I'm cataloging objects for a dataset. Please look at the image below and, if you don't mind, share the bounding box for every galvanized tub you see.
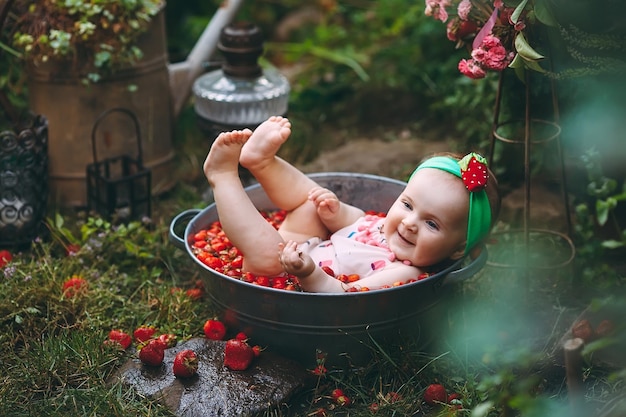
[169,172,486,367]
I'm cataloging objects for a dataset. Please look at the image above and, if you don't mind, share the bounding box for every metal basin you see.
[170,173,486,367]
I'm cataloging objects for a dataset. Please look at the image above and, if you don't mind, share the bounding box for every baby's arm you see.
[279,241,345,292]
[308,186,365,233]
[279,241,424,293]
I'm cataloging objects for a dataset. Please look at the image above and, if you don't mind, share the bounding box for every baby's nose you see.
[401,216,418,231]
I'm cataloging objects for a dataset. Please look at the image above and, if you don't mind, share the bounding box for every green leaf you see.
[472,401,494,417]
[596,200,609,226]
[508,53,524,68]
[514,32,545,61]
[534,1,558,27]
[602,240,624,249]
[511,0,529,24]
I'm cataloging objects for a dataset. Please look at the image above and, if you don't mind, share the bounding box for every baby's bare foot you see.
[203,129,252,186]
[239,116,291,171]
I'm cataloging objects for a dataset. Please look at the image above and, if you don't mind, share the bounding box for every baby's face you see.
[383,168,468,267]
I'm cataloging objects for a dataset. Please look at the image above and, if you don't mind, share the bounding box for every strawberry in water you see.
[223,338,255,371]
[173,349,199,378]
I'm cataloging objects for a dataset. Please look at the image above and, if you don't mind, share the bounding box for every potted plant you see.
[0,0,178,208]
[3,0,163,84]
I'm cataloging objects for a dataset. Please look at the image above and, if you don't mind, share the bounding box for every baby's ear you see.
[450,242,466,260]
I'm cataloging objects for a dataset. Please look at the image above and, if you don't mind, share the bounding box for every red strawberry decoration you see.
[459,153,489,192]
[138,338,166,367]
[107,329,132,350]
[424,383,447,405]
[203,319,227,340]
[173,349,199,378]
[223,338,255,371]
[134,325,157,343]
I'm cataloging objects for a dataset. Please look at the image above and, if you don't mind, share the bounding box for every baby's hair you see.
[418,152,501,232]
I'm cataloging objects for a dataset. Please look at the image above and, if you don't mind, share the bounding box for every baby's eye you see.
[426,220,439,230]
[402,201,412,210]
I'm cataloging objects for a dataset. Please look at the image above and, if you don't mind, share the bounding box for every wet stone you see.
[112,337,309,416]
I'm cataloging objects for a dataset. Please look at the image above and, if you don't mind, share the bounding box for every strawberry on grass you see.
[107,329,132,350]
[424,383,447,405]
[0,249,12,268]
[157,333,178,348]
[62,275,87,297]
[134,325,157,343]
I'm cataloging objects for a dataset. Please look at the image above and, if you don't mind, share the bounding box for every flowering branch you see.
[425,0,554,79]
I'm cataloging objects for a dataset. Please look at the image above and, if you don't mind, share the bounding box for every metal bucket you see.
[26,8,174,207]
[169,173,487,367]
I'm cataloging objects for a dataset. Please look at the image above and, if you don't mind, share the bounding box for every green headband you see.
[410,153,492,254]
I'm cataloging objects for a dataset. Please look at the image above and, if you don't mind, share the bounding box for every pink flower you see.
[425,0,452,22]
[457,0,472,20]
[493,0,503,8]
[481,34,501,48]
[472,35,514,71]
[458,59,486,79]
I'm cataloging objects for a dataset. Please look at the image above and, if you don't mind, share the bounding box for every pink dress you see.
[299,214,396,278]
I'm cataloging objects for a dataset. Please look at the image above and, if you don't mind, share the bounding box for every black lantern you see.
[86,108,151,221]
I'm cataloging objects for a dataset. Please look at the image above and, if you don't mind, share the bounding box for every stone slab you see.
[112,337,310,416]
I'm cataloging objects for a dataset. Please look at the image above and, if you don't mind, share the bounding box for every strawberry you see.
[331,388,345,400]
[203,319,226,340]
[321,266,335,277]
[595,319,615,338]
[107,329,132,349]
[65,244,81,256]
[424,384,447,405]
[224,338,255,371]
[185,288,203,300]
[335,395,351,406]
[459,153,489,192]
[139,338,165,367]
[0,249,13,267]
[158,333,178,348]
[571,319,594,342]
[235,332,248,341]
[173,349,199,378]
[62,276,87,297]
[134,325,157,343]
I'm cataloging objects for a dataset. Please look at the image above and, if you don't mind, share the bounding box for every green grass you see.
[1,206,624,416]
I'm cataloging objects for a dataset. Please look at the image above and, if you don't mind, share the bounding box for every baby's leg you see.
[240,116,328,241]
[203,129,284,276]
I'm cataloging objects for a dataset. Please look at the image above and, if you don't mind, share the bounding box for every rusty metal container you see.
[26,8,174,207]
[170,173,487,367]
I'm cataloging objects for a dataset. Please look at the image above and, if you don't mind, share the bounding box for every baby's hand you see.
[278,241,315,278]
[308,186,340,222]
